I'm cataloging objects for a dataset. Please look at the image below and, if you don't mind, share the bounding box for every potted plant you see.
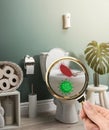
[84,41,109,86]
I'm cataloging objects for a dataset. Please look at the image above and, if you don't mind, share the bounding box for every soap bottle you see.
[3,96,14,125]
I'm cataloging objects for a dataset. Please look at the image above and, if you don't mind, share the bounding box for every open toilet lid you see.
[46,48,66,70]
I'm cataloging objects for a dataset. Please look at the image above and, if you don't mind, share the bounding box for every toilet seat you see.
[46,48,65,70]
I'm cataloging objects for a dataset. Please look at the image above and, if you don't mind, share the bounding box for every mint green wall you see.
[0,0,109,102]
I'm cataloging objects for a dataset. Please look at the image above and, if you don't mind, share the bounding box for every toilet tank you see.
[40,52,48,81]
[40,51,70,81]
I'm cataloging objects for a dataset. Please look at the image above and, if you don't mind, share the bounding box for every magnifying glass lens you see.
[46,57,89,102]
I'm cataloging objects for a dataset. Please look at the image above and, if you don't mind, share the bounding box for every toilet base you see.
[54,99,79,124]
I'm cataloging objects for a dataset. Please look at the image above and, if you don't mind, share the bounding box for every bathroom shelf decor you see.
[0,61,23,129]
[84,41,109,86]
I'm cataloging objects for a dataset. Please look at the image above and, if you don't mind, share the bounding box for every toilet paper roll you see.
[0,69,3,79]
[9,74,19,86]
[0,79,10,91]
[3,66,14,78]
[26,65,34,74]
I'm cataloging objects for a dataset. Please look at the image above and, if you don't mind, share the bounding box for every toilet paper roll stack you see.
[0,62,23,92]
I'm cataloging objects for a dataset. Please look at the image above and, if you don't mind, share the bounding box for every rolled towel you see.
[3,65,14,78]
[0,113,4,128]
[9,74,19,87]
[0,79,10,91]
[0,103,4,116]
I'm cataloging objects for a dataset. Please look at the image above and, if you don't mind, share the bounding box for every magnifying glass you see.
[45,56,89,103]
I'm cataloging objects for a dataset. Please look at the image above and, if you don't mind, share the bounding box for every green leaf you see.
[84,41,109,75]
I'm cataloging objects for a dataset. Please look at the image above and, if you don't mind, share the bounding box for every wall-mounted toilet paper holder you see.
[24,55,35,74]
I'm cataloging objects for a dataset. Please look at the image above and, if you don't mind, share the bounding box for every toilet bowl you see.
[40,48,80,123]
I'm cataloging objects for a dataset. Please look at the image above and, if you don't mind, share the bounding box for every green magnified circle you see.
[59,80,73,94]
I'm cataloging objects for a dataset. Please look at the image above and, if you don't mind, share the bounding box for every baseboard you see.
[21,92,109,117]
[20,99,56,117]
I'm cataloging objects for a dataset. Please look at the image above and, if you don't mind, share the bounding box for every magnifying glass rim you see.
[45,56,89,100]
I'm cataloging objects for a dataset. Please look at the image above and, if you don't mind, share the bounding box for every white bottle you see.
[3,96,14,125]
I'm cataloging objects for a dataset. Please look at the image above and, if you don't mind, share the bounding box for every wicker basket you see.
[0,61,23,93]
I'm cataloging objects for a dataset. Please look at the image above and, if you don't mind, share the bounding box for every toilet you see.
[40,48,79,123]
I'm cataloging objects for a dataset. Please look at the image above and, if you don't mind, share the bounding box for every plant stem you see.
[93,72,99,87]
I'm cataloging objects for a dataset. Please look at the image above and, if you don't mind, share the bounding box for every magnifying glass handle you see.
[76,94,86,103]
